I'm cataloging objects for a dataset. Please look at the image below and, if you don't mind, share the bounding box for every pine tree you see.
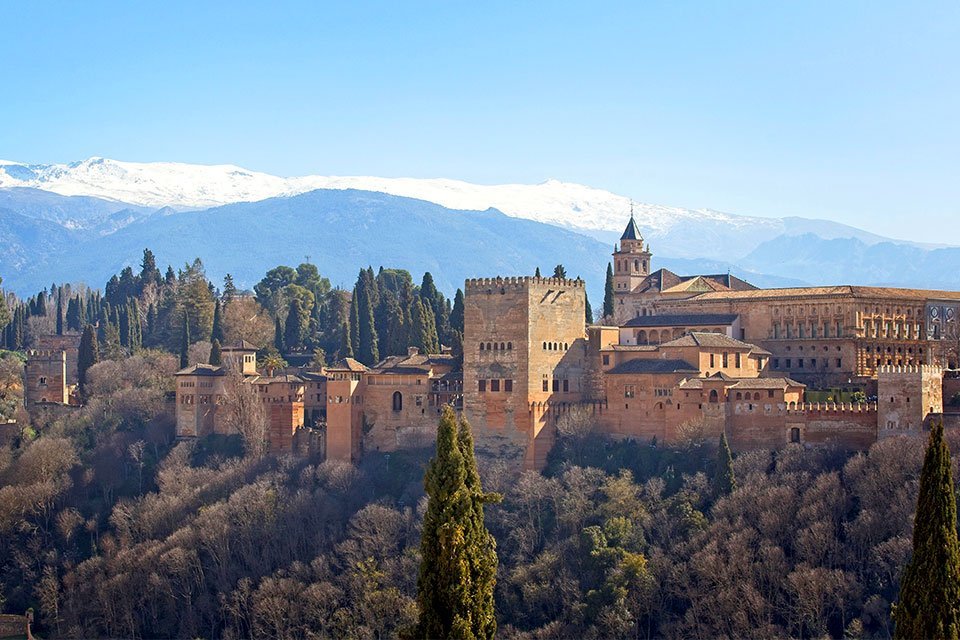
[893,421,960,639]
[603,262,615,319]
[414,406,499,639]
[553,264,567,279]
[179,313,190,370]
[78,325,99,390]
[714,431,736,496]
[209,339,222,366]
[222,273,238,303]
[585,293,593,325]
[211,299,225,344]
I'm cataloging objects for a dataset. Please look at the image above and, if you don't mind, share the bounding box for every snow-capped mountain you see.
[0,157,774,236]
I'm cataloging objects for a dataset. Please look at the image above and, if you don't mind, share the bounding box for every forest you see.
[0,254,939,639]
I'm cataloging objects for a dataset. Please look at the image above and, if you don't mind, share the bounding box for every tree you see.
[893,421,960,639]
[222,273,238,303]
[0,276,10,333]
[553,264,567,279]
[414,406,499,639]
[585,293,593,325]
[534,267,541,278]
[603,263,615,319]
[209,339,222,366]
[220,370,270,459]
[211,300,224,344]
[179,313,190,370]
[714,431,736,496]
[261,353,287,377]
[223,298,273,348]
[78,325,99,391]
[56,293,64,335]
[410,299,439,354]
[283,298,308,352]
[450,289,465,335]
[274,316,285,354]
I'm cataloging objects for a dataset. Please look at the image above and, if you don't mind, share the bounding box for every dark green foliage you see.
[410,298,439,355]
[714,432,736,496]
[222,273,237,303]
[56,293,64,335]
[420,272,450,343]
[553,264,567,279]
[415,407,499,639]
[77,324,99,389]
[0,276,9,333]
[535,267,541,277]
[273,315,285,354]
[355,269,380,365]
[585,292,593,325]
[339,321,353,359]
[894,422,960,639]
[450,289,465,335]
[65,296,81,332]
[209,339,222,366]
[211,299,224,344]
[179,313,190,369]
[603,262,615,319]
[283,298,308,352]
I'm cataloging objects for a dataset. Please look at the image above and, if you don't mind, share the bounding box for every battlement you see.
[878,364,942,376]
[786,402,878,415]
[27,349,67,360]
[465,276,585,291]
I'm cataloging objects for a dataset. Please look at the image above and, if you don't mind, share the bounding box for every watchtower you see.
[463,275,587,469]
[612,208,652,295]
[877,364,943,438]
[24,350,69,405]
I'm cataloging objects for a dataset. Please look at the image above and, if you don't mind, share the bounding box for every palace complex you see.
[23,214,960,469]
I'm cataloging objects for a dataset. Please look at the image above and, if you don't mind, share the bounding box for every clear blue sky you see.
[2,1,958,243]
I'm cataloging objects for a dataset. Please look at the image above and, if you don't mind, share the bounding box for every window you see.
[39,376,47,385]
[798,359,804,369]
[624,385,636,398]
[722,352,729,367]
[709,354,715,367]
[563,379,569,392]
[773,358,780,369]
[786,359,792,368]
[552,379,560,392]
[709,389,719,403]
[491,379,501,392]
[602,354,610,366]
[415,395,423,407]
[768,390,774,398]
[504,379,513,392]
[479,380,486,393]
[735,353,741,368]
[542,380,548,392]
[507,342,512,350]
[790,427,801,443]
[837,358,842,368]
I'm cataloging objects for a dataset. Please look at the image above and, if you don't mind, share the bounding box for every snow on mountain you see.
[0,157,777,236]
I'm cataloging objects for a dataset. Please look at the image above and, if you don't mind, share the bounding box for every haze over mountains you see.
[1,157,958,297]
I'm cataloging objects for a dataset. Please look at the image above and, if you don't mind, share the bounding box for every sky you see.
[1,1,958,243]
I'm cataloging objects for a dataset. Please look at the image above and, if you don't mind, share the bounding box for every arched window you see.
[543,342,547,349]
[709,389,719,403]
[564,343,568,350]
[486,342,492,351]
[634,259,639,272]
[493,342,498,351]
[392,391,403,411]
[500,342,505,351]
[507,342,512,350]
[736,392,742,400]
[480,343,485,351]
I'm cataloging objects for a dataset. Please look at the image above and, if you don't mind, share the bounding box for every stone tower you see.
[463,275,587,469]
[612,209,651,295]
[24,350,69,405]
[877,364,943,438]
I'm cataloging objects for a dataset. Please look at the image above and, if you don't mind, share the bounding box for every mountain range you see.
[0,157,958,298]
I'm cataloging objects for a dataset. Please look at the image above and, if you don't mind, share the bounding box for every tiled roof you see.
[369,366,431,375]
[606,359,699,375]
[328,358,369,372]
[221,340,259,351]
[175,364,225,376]
[252,374,305,384]
[688,285,960,302]
[622,313,739,328]
[660,332,756,350]
[729,377,806,389]
[620,215,643,241]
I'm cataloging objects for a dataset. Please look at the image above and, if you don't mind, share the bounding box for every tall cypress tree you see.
[349,289,360,358]
[356,271,380,365]
[55,293,64,335]
[339,321,353,359]
[585,292,593,325]
[714,431,736,496]
[450,289,465,335]
[211,299,225,344]
[283,298,306,352]
[893,421,960,639]
[414,406,499,639]
[603,262,615,319]
[78,325,99,391]
[179,313,190,369]
[274,315,285,354]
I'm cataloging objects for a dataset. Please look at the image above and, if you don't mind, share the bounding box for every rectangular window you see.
[768,390,774,398]
[722,352,728,367]
[602,354,610,366]
[735,353,741,368]
[773,358,780,369]
[624,385,635,398]
[810,358,816,368]
[491,379,500,392]
[504,379,513,392]
[837,358,842,368]
[479,379,486,393]
[709,353,715,367]
[786,358,792,368]
[542,380,549,392]
[563,379,569,392]
[798,359,804,368]
[552,379,560,392]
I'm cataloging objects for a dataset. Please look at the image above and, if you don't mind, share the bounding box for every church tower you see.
[612,207,651,294]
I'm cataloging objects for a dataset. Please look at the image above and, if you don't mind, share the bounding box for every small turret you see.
[612,204,652,295]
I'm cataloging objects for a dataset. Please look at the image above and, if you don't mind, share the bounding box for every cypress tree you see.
[585,292,593,325]
[893,421,960,639]
[339,321,353,359]
[78,325,99,390]
[534,267,541,278]
[56,293,64,335]
[450,289,465,335]
[349,290,360,358]
[356,272,379,365]
[283,298,307,352]
[274,315,285,354]
[414,406,499,639]
[714,431,736,496]
[179,313,190,369]
[603,262,615,319]
[209,339,222,366]
[211,299,225,344]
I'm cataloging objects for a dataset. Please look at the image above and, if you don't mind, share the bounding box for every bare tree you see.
[220,371,269,459]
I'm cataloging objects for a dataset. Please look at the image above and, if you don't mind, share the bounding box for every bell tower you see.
[612,205,651,294]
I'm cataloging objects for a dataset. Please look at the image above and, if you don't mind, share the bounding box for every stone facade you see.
[24,349,70,405]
